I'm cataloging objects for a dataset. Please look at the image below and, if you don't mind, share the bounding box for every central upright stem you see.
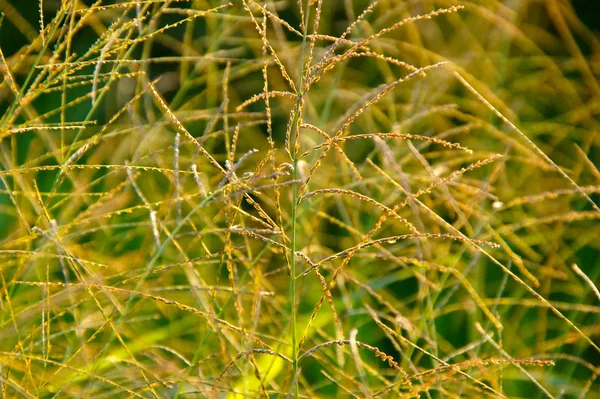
[290,1,311,397]
[290,155,299,395]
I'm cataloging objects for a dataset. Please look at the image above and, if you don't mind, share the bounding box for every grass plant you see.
[0,0,598,397]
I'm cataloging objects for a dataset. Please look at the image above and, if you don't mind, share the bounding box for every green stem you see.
[290,157,299,397]
[290,2,312,397]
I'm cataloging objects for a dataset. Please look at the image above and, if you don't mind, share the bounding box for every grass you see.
[0,0,598,397]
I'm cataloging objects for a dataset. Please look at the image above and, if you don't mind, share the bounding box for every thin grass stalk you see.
[289,1,313,396]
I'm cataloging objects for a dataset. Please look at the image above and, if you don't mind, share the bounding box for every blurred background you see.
[0,0,598,397]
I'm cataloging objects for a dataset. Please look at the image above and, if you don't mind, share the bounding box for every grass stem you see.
[290,1,312,396]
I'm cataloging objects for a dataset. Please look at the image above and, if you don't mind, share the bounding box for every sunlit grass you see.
[0,0,598,397]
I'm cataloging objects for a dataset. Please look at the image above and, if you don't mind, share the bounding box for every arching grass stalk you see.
[289,1,312,396]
